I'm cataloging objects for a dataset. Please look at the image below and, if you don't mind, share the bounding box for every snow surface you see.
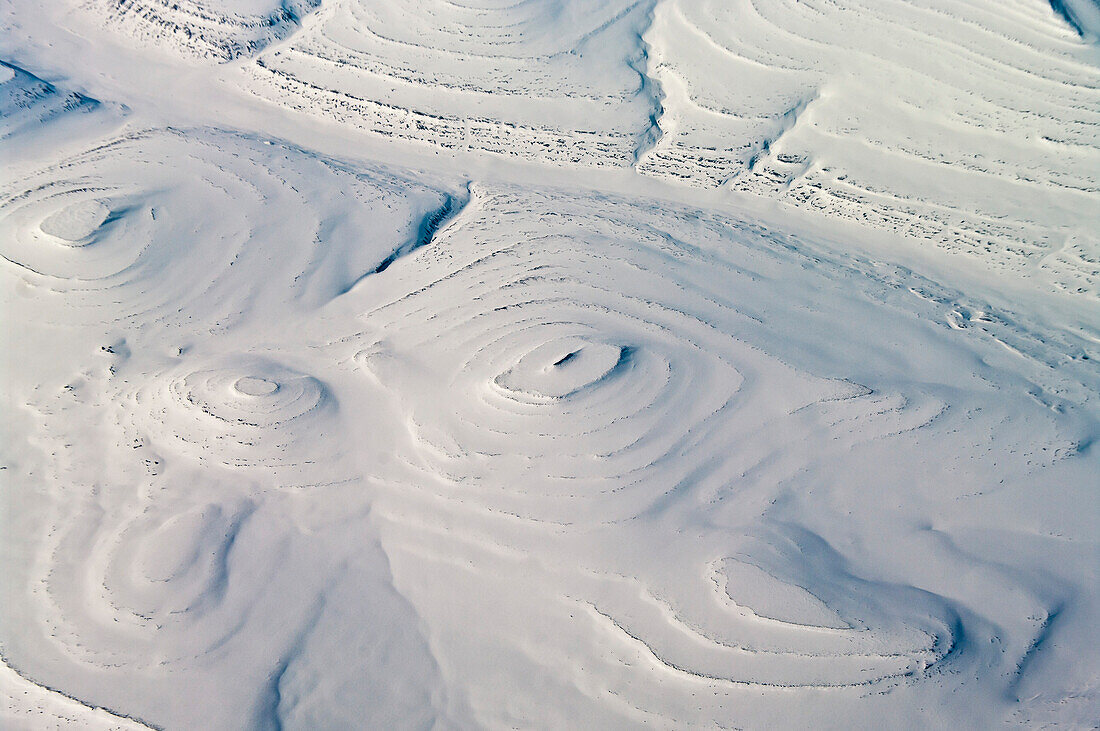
[1,0,1098,729]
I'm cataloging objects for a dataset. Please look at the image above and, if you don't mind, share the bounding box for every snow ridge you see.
[83,0,321,62]
[1,2,1098,728]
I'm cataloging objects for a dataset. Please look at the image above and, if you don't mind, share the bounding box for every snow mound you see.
[1,1,1098,728]
[38,199,111,244]
[0,128,450,325]
[311,183,1097,725]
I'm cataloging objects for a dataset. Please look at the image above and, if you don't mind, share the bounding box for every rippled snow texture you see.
[1,1,1098,729]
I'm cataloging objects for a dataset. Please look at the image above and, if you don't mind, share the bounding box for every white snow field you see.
[0,0,1098,729]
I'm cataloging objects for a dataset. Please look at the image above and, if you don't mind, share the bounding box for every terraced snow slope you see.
[638,0,1100,297]
[84,0,321,61]
[66,0,1100,296]
[243,0,658,167]
[1,1,1099,729]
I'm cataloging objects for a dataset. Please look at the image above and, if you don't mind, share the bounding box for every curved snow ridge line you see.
[351,260,775,523]
[243,60,640,168]
[580,602,931,690]
[80,0,321,62]
[628,0,666,165]
[1049,0,1100,40]
[0,127,451,326]
[391,181,1100,407]
[318,183,1090,720]
[559,563,954,691]
[13,354,424,728]
[122,353,348,485]
[0,130,269,325]
[22,364,267,669]
[19,355,382,688]
[0,60,108,142]
[0,654,157,730]
[636,0,1100,296]
[335,186,961,529]
[808,389,950,445]
[260,0,647,90]
[240,0,656,166]
[371,183,472,277]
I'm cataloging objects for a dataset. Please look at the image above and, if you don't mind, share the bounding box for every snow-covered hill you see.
[1,1,1098,729]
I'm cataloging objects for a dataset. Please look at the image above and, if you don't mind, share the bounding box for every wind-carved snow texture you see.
[2,125,455,729]
[82,0,321,62]
[636,0,1100,297]
[0,128,451,326]
[242,0,661,167]
[1049,0,1100,39]
[2,2,1099,729]
[70,0,1100,297]
[0,61,116,145]
[325,187,1098,726]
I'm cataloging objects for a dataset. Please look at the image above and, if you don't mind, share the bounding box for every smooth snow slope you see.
[1,0,1098,729]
